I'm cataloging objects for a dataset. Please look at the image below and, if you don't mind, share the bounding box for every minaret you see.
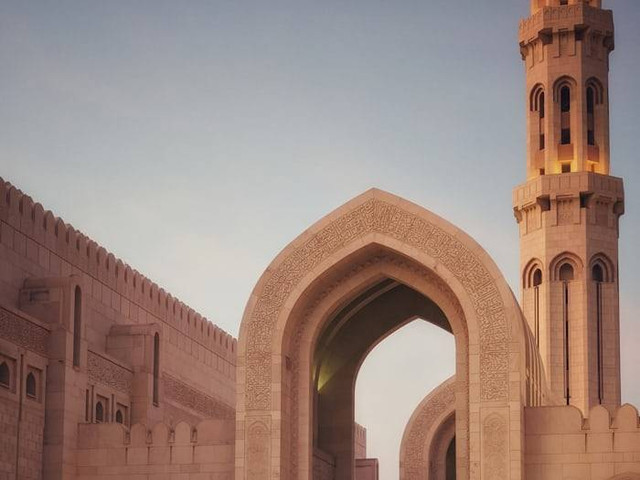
[513,0,625,414]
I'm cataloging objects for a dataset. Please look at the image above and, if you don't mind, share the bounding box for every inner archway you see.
[355,320,455,479]
[313,280,454,477]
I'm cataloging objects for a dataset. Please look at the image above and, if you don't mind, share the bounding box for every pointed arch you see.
[236,189,540,480]
[530,84,546,113]
[399,377,456,480]
[523,258,544,289]
[550,252,584,281]
[586,77,605,105]
[590,253,615,283]
[553,76,577,104]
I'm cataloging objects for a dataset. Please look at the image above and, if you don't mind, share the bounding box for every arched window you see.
[533,269,543,287]
[593,262,605,403]
[115,409,124,424]
[587,87,596,146]
[558,262,574,405]
[559,263,574,281]
[531,86,546,151]
[153,333,160,406]
[532,268,543,345]
[560,86,571,145]
[0,362,10,389]
[560,86,571,112]
[592,264,604,282]
[26,372,36,398]
[586,78,604,151]
[95,402,104,423]
[73,286,82,367]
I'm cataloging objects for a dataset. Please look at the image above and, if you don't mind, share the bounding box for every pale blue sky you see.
[1,1,638,478]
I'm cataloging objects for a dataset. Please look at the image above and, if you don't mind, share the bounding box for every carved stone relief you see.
[163,373,234,420]
[244,198,509,415]
[87,351,133,394]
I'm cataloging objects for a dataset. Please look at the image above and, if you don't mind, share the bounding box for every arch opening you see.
[313,279,454,478]
[355,317,455,478]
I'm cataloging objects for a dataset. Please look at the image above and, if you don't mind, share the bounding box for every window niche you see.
[95,395,109,423]
[25,372,38,400]
[0,360,11,390]
[115,403,128,426]
[25,367,42,401]
[153,333,160,406]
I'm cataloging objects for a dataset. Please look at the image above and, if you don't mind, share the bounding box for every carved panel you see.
[0,307,48,356]
[482,413,508,480]
[557,199,574,225]
[163,373,234,420]
[244,199,509,414]
[87,351,133,394]
[246,420,271,480]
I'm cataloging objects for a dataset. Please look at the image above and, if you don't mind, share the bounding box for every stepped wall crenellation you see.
[0,178,237,359]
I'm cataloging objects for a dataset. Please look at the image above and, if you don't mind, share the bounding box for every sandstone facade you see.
[0,0,638,479]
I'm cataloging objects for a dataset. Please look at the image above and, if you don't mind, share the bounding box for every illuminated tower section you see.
[513,0,625,414]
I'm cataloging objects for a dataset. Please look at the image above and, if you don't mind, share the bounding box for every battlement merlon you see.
[520,4,613,50]
[0,177,237,358]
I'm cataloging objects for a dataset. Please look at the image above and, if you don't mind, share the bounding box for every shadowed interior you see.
[312,279,452,478]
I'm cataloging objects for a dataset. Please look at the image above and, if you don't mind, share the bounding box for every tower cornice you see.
[519,4,614,52]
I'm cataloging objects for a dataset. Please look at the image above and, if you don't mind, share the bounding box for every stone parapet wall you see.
[525,405,640,479]
[0,177,236,364]
[76,419,234,479]
[0,177,237,414]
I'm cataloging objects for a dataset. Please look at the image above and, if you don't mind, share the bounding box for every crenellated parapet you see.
[0,177,237,359]
[525,404,640,479]
[76,419,235,478]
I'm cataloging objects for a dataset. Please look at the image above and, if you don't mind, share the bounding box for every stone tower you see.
[513,0,625,414]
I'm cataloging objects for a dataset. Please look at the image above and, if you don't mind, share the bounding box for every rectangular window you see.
[562,163,571,174]
[587,130,595,146]
[561,128,571,145]
[539,134,545,150]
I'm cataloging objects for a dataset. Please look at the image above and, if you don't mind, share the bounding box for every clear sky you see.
[1,1,638,478]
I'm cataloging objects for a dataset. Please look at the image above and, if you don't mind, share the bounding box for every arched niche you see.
[236,189,541,480]
[399,377,456,480]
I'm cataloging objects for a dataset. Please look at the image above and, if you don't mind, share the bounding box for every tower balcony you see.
[513,171,624,219]
[519,3,613,47]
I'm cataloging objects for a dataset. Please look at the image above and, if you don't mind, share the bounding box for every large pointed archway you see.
[236,189,543,480]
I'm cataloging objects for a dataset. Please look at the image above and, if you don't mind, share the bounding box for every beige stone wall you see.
[0,178,236,415]
[75,419,234,479]
[0,177,238,478]
[356,459,379,480]
[354,423,367,459]
[0,305,49,480]
[525,405,640,479]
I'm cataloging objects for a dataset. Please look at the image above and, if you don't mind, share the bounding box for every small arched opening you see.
[25,372,37,399]
[0,362,10,389]
[95,402,104,423]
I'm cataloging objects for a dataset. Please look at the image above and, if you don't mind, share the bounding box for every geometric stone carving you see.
[0,307,48,356]
[88,351,133,394]
[399,376,456,480]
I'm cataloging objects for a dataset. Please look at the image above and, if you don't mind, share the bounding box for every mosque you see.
[0,0,638,479]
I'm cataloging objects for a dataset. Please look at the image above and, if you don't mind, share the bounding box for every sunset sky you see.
[2,1,639,477]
